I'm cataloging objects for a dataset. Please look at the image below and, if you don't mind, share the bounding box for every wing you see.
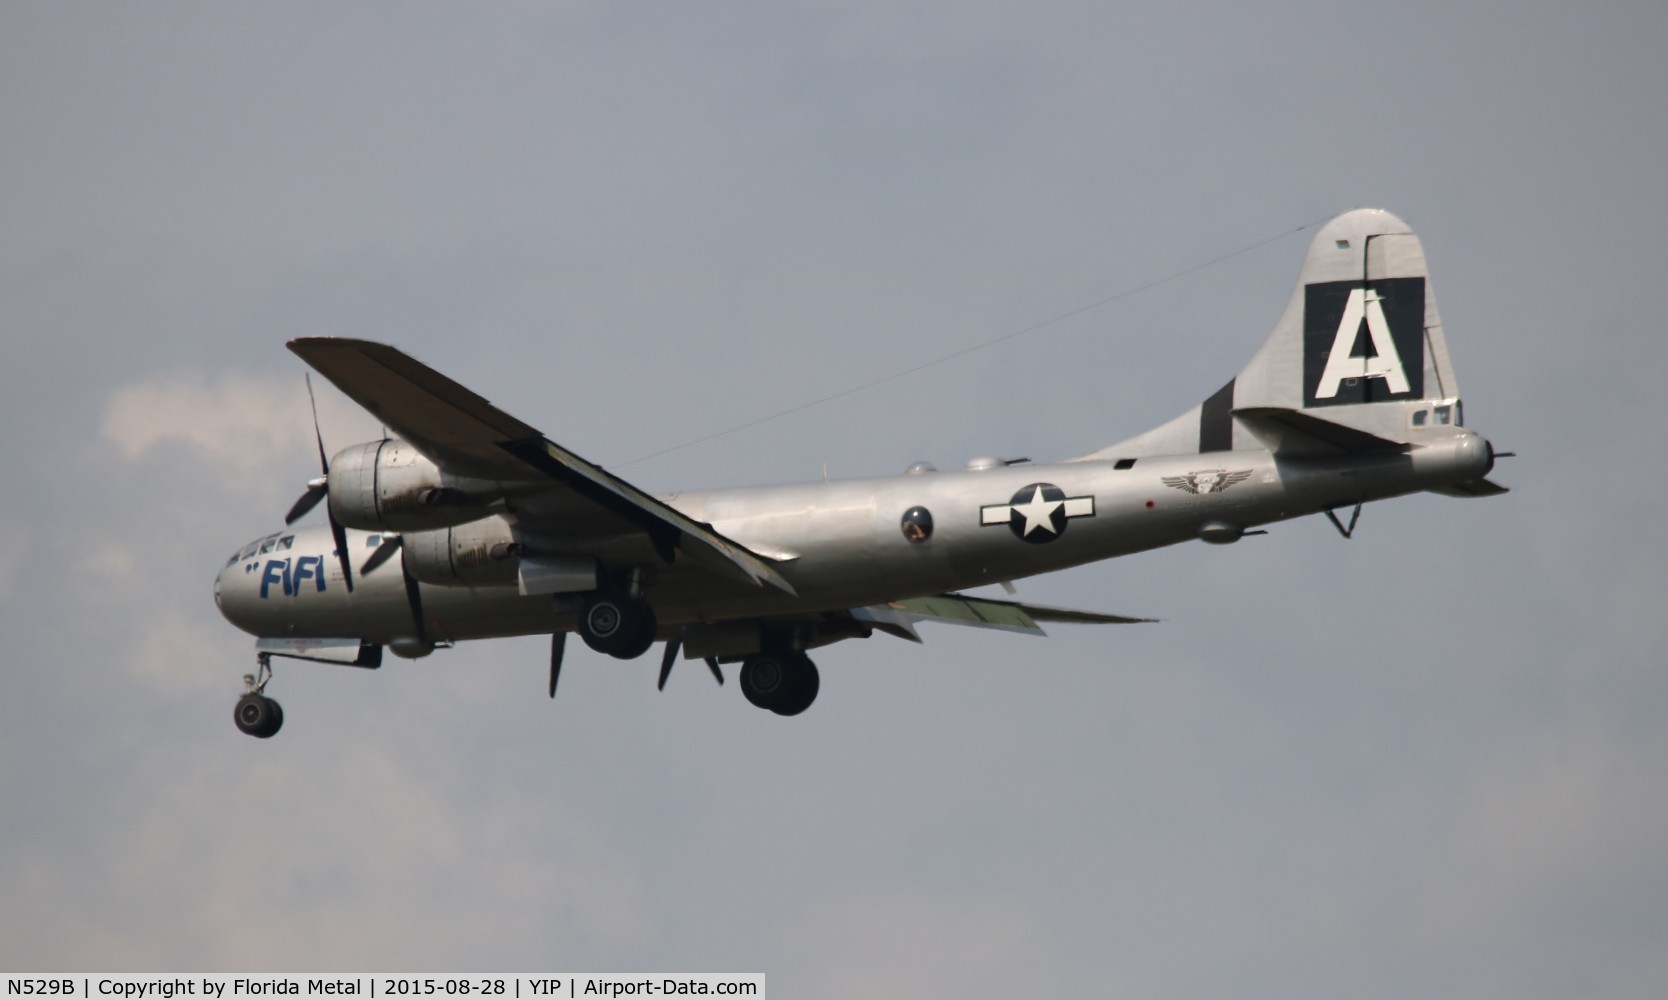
[288,337,796,595]
[851,592,1157,639]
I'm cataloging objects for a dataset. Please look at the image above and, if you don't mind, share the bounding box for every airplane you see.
[214,208,1507,737]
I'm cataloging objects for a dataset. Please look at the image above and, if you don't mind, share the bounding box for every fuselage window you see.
[1412,409,1428,427]
[277,535,294,551]
[1434,405,1452,425]
[226,553,241,568]
[1114,458,1137,470]
[366,535,381,548]
[258,536,278,554]
[901,506,934,543]
[240,543,260,560]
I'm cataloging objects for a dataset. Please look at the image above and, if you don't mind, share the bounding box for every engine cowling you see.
[403,518,598,594]
[327,440,499,532]
[406,518,520,587]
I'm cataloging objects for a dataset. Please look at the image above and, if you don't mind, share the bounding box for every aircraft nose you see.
[214,561,247,630]
[214,549,265,636]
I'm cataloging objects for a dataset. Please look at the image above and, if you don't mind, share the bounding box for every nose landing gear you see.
[234,654,284,738]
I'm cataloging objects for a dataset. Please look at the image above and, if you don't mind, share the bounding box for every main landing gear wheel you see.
[740,651,820,716]
[579,590,657,660]
[234,653,283,738]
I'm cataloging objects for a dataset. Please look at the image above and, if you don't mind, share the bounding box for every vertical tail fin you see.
[1081,208,1465,460]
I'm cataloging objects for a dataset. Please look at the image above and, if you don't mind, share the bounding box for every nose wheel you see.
[234,654,284,738]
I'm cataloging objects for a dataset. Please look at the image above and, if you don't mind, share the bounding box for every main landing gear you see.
[577,586,658,660]
[234,653,283,739]
[739,650,820,716]
[570,572,819,715]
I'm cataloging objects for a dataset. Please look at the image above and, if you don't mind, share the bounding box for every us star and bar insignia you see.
[980,483,1095,543]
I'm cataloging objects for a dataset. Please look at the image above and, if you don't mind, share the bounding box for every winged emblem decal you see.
[1161,469,1253,495]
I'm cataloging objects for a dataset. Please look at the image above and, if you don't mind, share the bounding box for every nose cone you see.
[215,540,278,637]
[215,555,260,635]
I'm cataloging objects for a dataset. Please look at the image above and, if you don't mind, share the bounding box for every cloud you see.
[0,733,654,970]
[101,370,377,482]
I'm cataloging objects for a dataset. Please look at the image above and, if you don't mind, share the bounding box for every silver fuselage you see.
[215,428,1492,645]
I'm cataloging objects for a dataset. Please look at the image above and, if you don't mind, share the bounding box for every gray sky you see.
[3,1,1665,995]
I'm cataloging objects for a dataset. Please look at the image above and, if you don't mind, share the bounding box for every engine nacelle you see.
[403,518,598,595]
[406,517,521,588]
[328,440,500,532]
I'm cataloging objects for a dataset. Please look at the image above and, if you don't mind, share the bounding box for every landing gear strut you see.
[234,654,284,738]
[740,651,820,716]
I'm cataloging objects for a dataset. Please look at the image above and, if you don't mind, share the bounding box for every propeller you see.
[549,633,566,698]
[284,374,354,592]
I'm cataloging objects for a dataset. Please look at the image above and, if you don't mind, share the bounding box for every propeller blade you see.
[549,633,566,698]
[284,480,328,525]
[305,373,329,475]
[705,657,724,685]
[284,373,333,526]
[361,534,402,575]
[398,543,428,648]
[657,638,682,691]
[328,510,354,593]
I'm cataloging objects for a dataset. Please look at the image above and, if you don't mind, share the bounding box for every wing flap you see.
[855,592,1157,638]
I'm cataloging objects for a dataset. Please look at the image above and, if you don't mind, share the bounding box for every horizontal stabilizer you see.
[1428,477,1510,498]
[1232,407,1411,456]
[855,593,1156,639]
